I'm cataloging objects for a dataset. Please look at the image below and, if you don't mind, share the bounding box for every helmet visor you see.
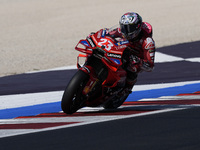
[120,23,139,34]
[120,23,141,40]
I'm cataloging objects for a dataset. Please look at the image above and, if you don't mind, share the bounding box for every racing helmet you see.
[119,12,142,41]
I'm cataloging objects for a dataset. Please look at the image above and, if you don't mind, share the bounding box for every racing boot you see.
[117,77,137,97]
[125,70,138,93]
[125,77,137,93]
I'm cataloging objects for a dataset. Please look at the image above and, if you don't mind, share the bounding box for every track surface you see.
[0,41,200,150]
[1,107,200,150]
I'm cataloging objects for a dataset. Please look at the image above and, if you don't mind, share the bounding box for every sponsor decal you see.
[81,40,90,47]
[116,40,129,46]
[97,31,101,39]
[87,37,95,47]
[145,37,155,49]
[110,58,121,64]
[115,44,127,50]
[107,53,122,59]
[101,29,107,38]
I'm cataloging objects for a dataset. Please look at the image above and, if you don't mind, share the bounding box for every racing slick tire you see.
[61,70,89,114]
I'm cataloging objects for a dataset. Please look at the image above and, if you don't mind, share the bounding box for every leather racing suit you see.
[107,22,156,89]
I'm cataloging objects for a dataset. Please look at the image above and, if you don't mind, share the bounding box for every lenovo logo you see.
[107,53,122,59]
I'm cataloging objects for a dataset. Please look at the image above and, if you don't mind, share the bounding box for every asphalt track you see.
[0,41,200,150]
[1,107,200,150]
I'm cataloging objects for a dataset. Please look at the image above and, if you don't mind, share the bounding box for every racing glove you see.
[127,55,141,72]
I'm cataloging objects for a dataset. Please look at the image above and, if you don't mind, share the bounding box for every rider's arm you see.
[108,28,122,38]
[140,37,156,72]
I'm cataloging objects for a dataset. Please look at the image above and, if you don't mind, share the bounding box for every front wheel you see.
[61,70,89,114]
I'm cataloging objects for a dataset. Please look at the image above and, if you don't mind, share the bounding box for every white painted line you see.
[185,57,200,63]
[0,107,186,138]
[1,80,200,110]
[155,52,184,63]
[26,65,77,74]
[140,95,200,101]
[133,80,200,91]
[0,91,63,110]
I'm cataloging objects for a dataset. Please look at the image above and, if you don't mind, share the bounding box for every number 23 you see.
[98,39,113,51]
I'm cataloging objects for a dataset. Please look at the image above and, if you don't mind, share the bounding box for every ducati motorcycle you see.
[61,28,134,114]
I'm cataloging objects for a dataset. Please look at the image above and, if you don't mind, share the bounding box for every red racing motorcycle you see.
[61,28,133,114]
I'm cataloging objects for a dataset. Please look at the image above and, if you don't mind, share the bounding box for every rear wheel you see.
[61,70,89,114]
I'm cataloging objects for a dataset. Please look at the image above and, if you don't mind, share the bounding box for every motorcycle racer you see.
[107,12,156,91]
[62,12,156,113]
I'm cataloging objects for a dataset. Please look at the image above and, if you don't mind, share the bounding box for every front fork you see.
[77,54,100,96]
[77,54,108,95]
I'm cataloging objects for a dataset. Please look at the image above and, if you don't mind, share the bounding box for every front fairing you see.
[75,27,130,70]
[90,29,129,67]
